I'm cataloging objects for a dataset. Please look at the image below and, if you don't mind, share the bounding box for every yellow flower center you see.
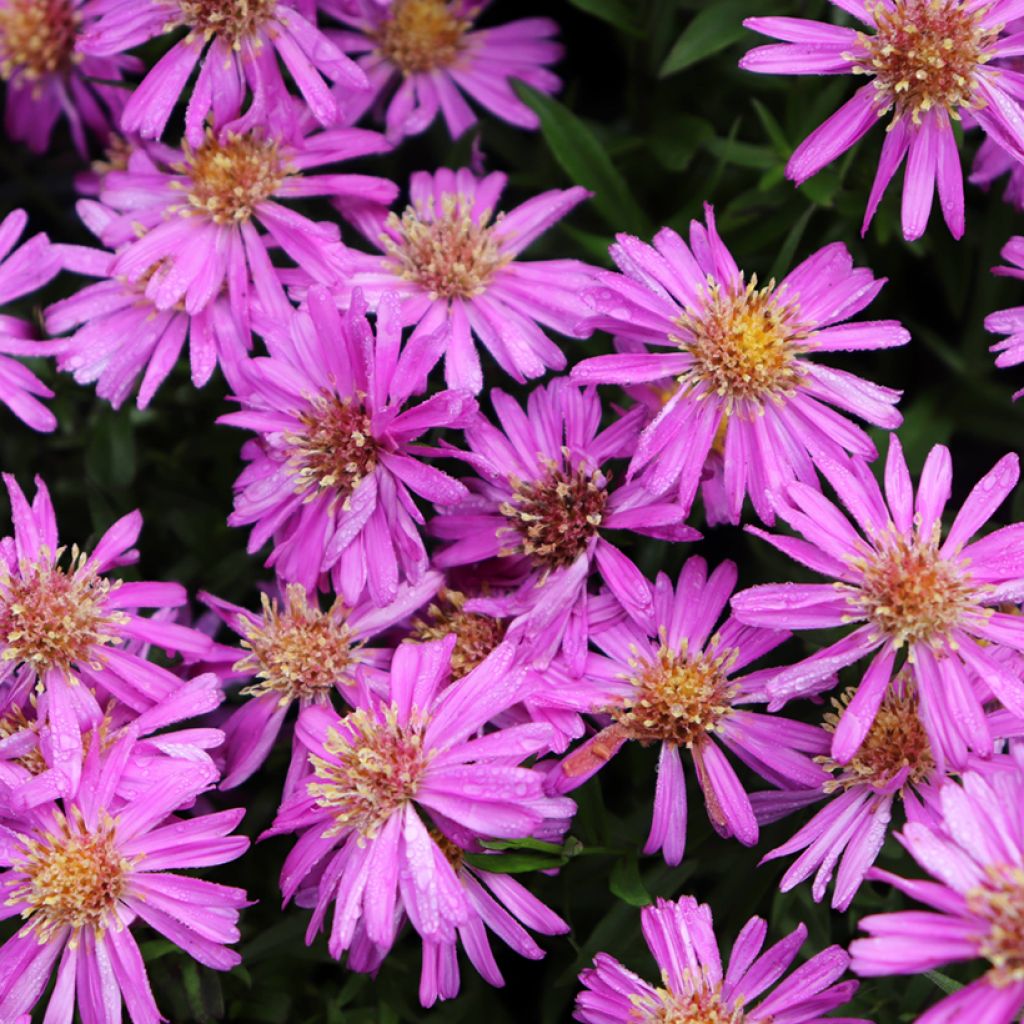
[820,684,935,791]
[176,130,286,225]
[0,547,127,676]
[853,0,997,125]
[375,0,470,75]
[630,984,745,1024]
[235,584,358,706]
[0,0,80,81]
[674,276,808,411]
[612,640,737,747]
[176,0,278,46]
[846,532,978,649]
[499,462,609,572]
[411,590,507,679]
[308,705,432,840]
[383,194,509,300]
[968,865,1024,987]
[285,392,378,512]
[12,811,131,942]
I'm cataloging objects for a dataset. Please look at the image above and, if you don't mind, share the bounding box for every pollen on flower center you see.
[285,392,378,511]
[0,0,80,81]
[383,195,509,300]
[612,641,737,748]
[675,276,807,410]
[375,0,469,75]
[632,983,744,1023]
[0,547,127,675]
[308,705,431,839]
[0,703,46,774]
[853,0,997,125]
[177,130,285,224]
[236,584,358,706]
[499,462,609,572]
[176,0,278,46]
[13,811,130,941]
[848,533,977,648]
[820,683,935,791]
[968,865,1024,986]
[411,590,507,679]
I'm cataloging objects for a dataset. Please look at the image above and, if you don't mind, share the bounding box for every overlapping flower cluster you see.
[2,1,1024,1022]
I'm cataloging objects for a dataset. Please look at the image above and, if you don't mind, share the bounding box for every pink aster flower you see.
[198,573,440,791]
[0,209,62,432]
[431,379,698,673]
[92,107,396,329]
[0,729,249,1023]
[732,434,1024,768]
[222,288,475,604]
[0,0,137,155]
[850,762,1024,1023]
[322,0,561,141]
[576,894,868,1024]
[267,637,575,981]
[330,167,594,392]
[971,137,1024,211]
[545,556,826,865]
[571,206,908,524]
[81,0,367,143]
[740,1,1024,241]
[0,473,214,800]
[985,235,1024,399]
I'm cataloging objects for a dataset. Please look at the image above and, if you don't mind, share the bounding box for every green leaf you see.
[514,82,649,235]
[924,970,964,995]
[660,1,749,77]
[481,836,567,855]
[647,113,713,172]
[464,850,567,874]
[609,856,652,907]
[568,0,643,35]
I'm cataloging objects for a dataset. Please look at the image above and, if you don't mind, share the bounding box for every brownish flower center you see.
[967,865,1024,986]
[430,828,466,872]
[499,463,609,572]
[853,0,996,125]
[820,684,935,791]
[630,984,745,1023]
[176,130,285,224]
[0,0,80,81]
[847,532,978,649]
[0,547,127,676]
[411,589,507,679]
[375,0,470,74]
[611,641,737,747]
[13,811,130,941]
[236,584,358,706]
[383,195,509,300]
[308,705,432,839]
[176,0,278,45]
[674,277,807,410]
[285,392,378,511]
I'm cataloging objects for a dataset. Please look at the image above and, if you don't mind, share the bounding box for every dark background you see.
[3,0,1019,1019]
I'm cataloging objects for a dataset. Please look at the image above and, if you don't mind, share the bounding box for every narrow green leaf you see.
[464,850,568,874]
[609,856,652,907]
[660,2,749,77]
[568,0,643,35]
[482,836,566,855]
[514,82,649,235]
[924,970,965,995]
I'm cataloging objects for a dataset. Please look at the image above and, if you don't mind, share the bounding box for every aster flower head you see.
[0,0,137,155]
[732,434,1024,768]
[571,205,908,525]
[222,287,476,605]
[0,209,63,432]
[575,894,868,1024]
[323,0,562,141]
[850,762,1024,1023]
[985,235,1024,399]
[199,572,440,790]
[0,473,214,799]
[267,637,575,974]
[331,167,595,393]
[741,0,1024,241]
[93,107,397,330]
[0,729,250,1023]
[431,378,699,673]
[546,556,827,865]
[81,0,368,144]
